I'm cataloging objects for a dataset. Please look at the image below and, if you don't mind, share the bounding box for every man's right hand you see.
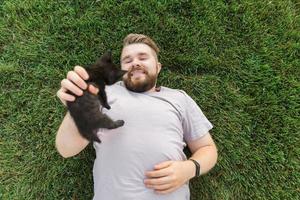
[56,66,99,106]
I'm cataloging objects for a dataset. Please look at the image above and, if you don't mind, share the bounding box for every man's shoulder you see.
[106,81,124,90]
[104,81,127,97]
[161,86,189,99]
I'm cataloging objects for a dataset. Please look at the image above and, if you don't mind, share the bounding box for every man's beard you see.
[123,66,157,93]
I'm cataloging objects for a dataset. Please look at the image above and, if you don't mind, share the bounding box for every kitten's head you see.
[89,51,127,85]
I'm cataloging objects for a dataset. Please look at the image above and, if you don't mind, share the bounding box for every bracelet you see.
[188,158,201,177]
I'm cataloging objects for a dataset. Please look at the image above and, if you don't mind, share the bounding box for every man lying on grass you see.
[56,33,218,200]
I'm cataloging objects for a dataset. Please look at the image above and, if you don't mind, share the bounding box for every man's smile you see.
[130,69,147,78]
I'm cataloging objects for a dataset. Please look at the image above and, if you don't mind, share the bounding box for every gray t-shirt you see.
[92,81,213,200]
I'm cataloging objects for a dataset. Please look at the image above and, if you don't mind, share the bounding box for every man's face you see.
[120,43,161,92]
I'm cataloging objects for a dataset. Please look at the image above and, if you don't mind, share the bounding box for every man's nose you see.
[132,57,142,66]
[131,59,142,69]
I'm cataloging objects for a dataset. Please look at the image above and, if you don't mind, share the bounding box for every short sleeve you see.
[179,90,213,142]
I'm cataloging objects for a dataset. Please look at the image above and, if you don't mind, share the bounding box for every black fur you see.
[66,51,127,143]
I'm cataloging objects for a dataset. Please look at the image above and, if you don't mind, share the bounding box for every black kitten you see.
[66,51,127,143]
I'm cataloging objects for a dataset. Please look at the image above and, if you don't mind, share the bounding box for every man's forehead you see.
[121,43,156,58]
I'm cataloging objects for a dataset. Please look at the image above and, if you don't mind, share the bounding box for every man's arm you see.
[186,133,218,176]
[55,66,99,158]
[55,112,90,158]
[144,132,218,194]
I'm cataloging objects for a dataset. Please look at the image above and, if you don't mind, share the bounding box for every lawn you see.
[0,0,299,199]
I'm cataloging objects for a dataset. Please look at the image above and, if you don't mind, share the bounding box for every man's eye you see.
[140,57,147,60]
[124,59,131,63]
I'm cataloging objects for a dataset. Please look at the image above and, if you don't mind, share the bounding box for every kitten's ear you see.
[99,50,112,63]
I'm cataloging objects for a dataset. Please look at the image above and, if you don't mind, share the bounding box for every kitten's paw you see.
[104,104,111,109]
[116,120,124,127]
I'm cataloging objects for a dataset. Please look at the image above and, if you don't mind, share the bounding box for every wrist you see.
[188,158,201,178]
[184,160,197,180]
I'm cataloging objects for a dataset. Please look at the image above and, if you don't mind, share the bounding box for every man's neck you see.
[147,85,161,93]
[148,86,156,93]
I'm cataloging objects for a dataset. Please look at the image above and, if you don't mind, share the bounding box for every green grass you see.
[0,0,299,199]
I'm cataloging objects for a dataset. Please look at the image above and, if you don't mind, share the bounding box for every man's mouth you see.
[130,69,146,78]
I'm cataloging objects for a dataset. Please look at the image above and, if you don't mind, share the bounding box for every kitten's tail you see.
[81,129,101,143]
[90,132,101,143]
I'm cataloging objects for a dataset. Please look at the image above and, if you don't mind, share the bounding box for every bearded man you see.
[56,33,218,200]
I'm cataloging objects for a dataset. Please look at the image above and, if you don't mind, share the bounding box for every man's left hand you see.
[144,160,195,194]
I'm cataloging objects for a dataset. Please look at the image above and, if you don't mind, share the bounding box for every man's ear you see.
[157,62,162,74]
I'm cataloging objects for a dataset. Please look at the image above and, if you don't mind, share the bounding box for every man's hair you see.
[123,33,160,56]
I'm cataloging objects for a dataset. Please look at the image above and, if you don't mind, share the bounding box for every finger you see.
[145,167,171,178]
[74,65,89,80]
[155,186,179,195]
[144,175,172,185]
[57,88,75,102]
[88,84,99,95]
[61,79,83,96]
[67,70,88,90]
[146,183,172,190]
[154,161,173,170]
